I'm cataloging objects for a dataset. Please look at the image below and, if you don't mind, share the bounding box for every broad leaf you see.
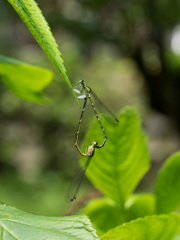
[7,0,78,103]
[125,193,155,221]
[174,233,180,240]
[85,198,123,235]
[85,194,155,235]
[80,107,150,208]
[101,214,180,240]
[0,204,99,240]
[0,55,52,104]
[155,151,180,214]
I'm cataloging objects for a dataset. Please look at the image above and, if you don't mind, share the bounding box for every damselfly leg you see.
[75,94,90,156]
[75,80,119,152]
[80,80,119,124]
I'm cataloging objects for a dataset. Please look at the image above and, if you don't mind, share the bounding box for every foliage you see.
[80,107,180,239]
[81,107,150,209]
[2,0,180,239]
[0,203,98,240]
[0,55,52,104]
[1,107,180,239]
[1,104,180,238]
[6,0,78,103]
[155,152,180,214]
[82,107,151,234]
[101,214,180,240]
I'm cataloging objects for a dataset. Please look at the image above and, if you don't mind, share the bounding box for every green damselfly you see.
[74,80,119,156]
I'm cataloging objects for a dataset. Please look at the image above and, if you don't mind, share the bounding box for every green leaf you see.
[155,151,180,214]
[101,214,180,240]
[0,55,52,104]
[85,198,123,235]
[85,194,155,235]
[7,0,78,103]
[80,107,150,208]
[0,203,99,240]
[125,194,156,221]
[174,233,180,240]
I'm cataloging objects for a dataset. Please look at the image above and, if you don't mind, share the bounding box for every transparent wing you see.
[73,87,87,99]
[73,88,82,94]
[90,89,119,125]
[65,157,92,203]
[77,94,87,99]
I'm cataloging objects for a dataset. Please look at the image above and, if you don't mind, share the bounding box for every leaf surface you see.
[125,193,155,221]
[7,0,78,102]
[155,151,180,213]
[85,198,122,235]
[80,107,150,208]
[0,204,98,240]
[101,214,180,240]
[0,55,52,104]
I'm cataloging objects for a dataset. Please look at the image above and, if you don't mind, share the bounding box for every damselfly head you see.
[79,79,84,84]
[92,141,98,147]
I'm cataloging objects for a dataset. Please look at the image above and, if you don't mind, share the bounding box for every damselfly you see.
[65,142,97,203]
[74,80,119,156]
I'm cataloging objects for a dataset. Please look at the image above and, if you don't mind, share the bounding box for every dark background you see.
[0,0,180,215]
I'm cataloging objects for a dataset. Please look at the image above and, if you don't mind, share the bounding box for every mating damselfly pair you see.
[65,80,119,203]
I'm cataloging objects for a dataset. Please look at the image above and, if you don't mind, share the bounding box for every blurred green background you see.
[0,0,180,216]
